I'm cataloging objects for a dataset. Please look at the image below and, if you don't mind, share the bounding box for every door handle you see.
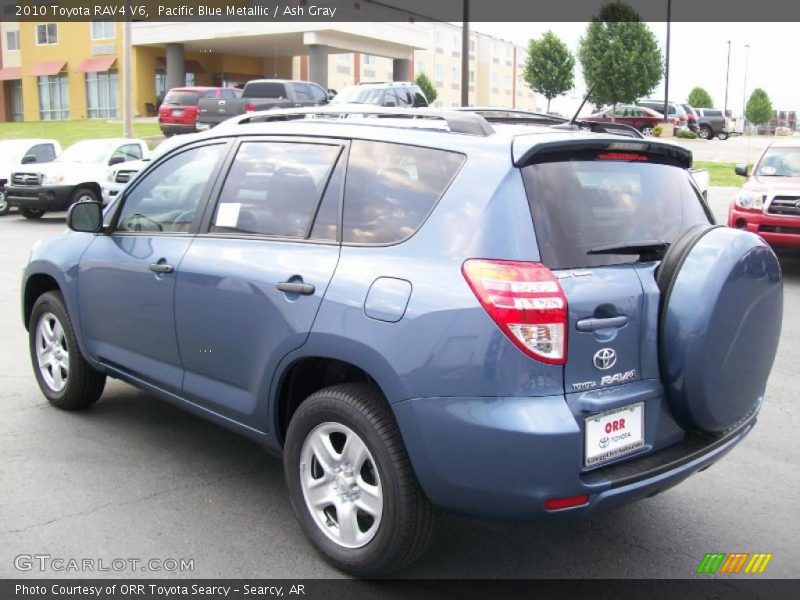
[576,315,629,332]
[149,263,174,274]
[277,281,315,295]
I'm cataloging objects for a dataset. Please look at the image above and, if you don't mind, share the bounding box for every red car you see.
[158,87,242,135]
[583,105,678,136]
[728,140,800,248]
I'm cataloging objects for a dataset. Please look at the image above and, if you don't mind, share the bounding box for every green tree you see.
[578,1,663,119]
[523,31,575,113]
[687,86,714,108]
[415,73,437,105]
[745,88,773,125]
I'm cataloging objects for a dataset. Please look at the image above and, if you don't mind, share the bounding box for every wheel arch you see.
[271,338,407,447]
[72,182,102,201]
[23,272,62,330]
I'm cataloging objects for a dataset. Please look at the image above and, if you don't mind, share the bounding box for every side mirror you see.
[108,156,125,166]
[21,155,36,164]
[734,164,748,177]
[67,201,103,233]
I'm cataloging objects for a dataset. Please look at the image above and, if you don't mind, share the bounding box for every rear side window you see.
[163,91,200,106]
[522,159,711,269]
[705,110,722,117]
[211,141,341,238]
[244,82,287,98]
[343,141,465,245]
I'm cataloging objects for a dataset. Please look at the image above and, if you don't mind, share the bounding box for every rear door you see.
[520,148,711,395]
[174,136,345,430]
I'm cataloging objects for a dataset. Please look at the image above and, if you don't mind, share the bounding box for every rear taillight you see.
[462,259,567,365]
[244,103,256,112]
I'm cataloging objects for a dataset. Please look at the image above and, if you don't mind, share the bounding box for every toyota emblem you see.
[593,348,617,370]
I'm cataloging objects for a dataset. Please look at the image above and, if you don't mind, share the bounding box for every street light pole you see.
[662,0,671,123]
[742,43,750,121]
[724,40,731,117]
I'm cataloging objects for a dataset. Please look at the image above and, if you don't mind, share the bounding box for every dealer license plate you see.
[584,402,644,467]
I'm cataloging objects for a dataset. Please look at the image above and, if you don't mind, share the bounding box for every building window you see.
[416,60,425,74]
[363,54,374,65]
[38,73,69,120]
[451,67,459,82]
[86,69,119,118]
[155,71,166,104]
[469,40,475,52]
[492,73,498,86]
[6,30,19,51]
[91,21,115,40]
[11,80,23,122]
[435,64,444,81]
[469,70,475,83]
[36,23,58,45]
[453,34,459,48]
[337,53,349,63]
[435,31,443,46]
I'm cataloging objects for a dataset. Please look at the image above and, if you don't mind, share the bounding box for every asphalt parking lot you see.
[1,188,799,579]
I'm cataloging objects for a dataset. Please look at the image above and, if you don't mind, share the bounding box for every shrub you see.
[676,128,698,139]
[651,124,664,137]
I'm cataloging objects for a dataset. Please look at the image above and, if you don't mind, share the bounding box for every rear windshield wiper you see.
[587,240,670,261]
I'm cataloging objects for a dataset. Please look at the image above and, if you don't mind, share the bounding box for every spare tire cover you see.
[660,226,782,432]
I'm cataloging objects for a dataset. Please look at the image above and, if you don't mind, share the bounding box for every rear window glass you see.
[244,82,287,98]
[343,141,465,244]
[522,159,711,269]
[163,91,200,106]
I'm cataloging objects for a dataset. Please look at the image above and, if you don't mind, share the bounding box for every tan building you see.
[0,17,543,122]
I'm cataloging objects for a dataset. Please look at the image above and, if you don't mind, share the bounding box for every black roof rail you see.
[225,106,495,136]
[551,120,645,139]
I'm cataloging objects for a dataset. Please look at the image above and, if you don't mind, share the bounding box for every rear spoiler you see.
[513,138,693,170]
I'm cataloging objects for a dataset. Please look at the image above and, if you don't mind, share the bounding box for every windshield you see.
[0,140,30,162]
[756,147,800,177]
[60,140,114,163]
[522,159,711,269]
[330,86,384,104]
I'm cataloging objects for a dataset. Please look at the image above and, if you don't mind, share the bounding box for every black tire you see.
[20,208,45,219]
[70,186,99,205]
[284,383,435,577]
[716,131,729,141]
[698,125,714,140]
[29,291,106,410]
[0,189,9,215]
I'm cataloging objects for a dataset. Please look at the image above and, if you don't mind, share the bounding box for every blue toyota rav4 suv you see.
[22,107,782,576]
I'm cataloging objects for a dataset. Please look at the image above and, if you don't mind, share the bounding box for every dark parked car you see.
[330,82,428,108]
[694,108,730,140]
[681,104,700,132]
[197,79,331,129]
[23,107,782,576]
[159,87,242,135]
[583,104,673,136]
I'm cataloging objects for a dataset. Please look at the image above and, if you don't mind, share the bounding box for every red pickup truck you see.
[159,86,242,135]
[728,140,800,248]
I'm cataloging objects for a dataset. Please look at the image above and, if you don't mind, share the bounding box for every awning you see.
[74,56,116,73]
[156,57,207,74]
[28,61,66,77]
[0,67,21,80]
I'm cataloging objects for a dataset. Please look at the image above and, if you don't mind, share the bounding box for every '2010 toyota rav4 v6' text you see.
[22,108,782,576]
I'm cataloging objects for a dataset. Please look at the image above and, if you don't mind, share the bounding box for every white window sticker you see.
[215,203,241,228]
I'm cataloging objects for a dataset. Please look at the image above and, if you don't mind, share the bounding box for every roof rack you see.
[224,106,495,136]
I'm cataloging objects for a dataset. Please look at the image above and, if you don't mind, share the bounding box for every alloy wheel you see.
[35,312,69,392]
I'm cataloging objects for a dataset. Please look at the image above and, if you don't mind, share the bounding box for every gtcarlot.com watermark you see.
[14,554,194,573]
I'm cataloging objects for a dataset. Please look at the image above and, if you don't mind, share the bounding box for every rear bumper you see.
[728,206,800,248]
[393,391,758,520]
[6,185,72,211]
[159,122,197,135]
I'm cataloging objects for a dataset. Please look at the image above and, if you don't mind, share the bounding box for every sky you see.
[470,22,800,117]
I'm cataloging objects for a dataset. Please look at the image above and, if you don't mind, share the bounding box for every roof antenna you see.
[568,83,595,128]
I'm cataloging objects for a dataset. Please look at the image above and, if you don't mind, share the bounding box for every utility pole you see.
[461,0,469,107]
[662,0,671,123]
[122,3,132,138]
[723,40,731,117]
[741,43,750,121]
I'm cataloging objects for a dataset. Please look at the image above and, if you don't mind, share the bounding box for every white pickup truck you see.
[0,139,62,216]
[6,138,149,219]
